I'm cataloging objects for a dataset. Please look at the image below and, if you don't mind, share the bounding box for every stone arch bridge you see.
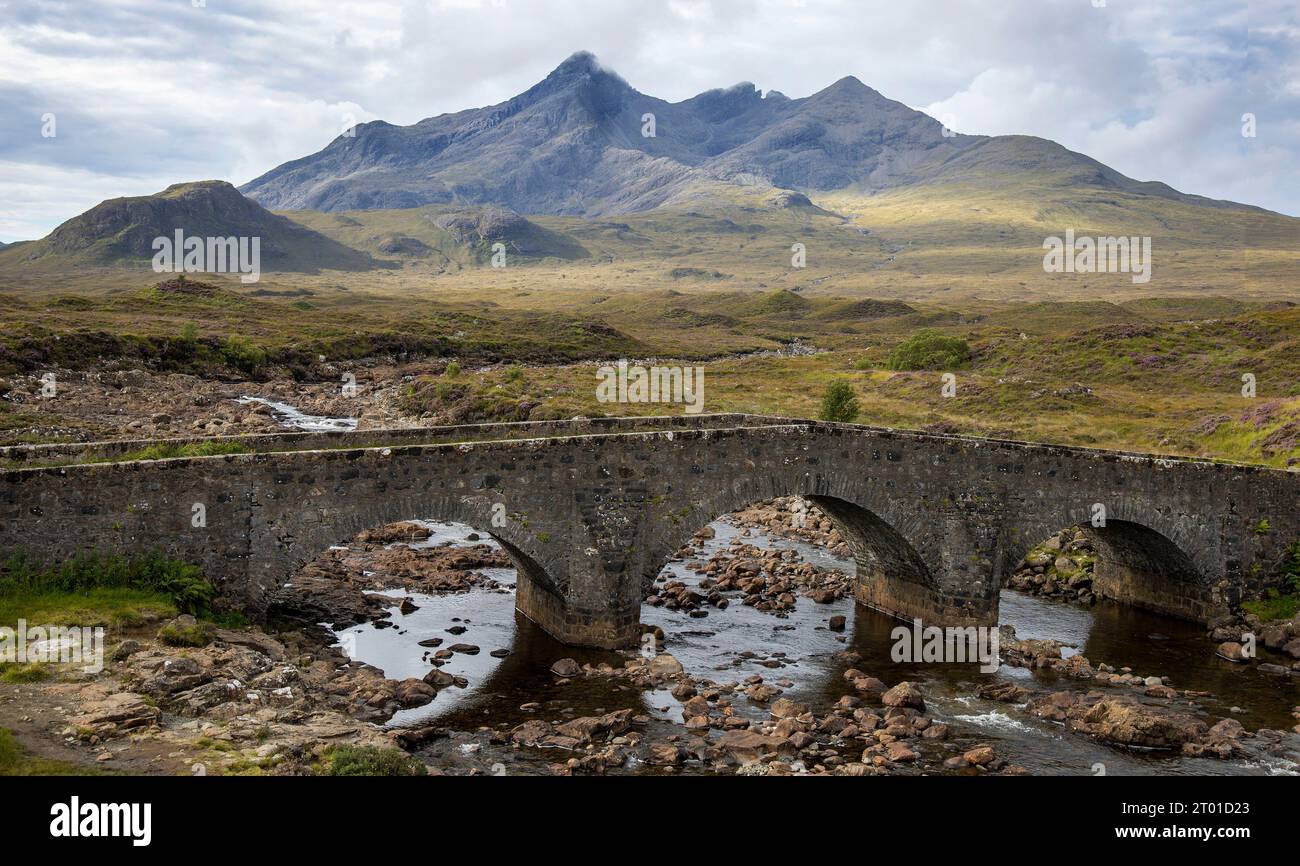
[2,415,1296,648]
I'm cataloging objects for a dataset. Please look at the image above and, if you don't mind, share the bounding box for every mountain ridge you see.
[239,51,1267,218]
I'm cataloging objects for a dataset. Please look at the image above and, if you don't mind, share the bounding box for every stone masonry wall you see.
[1,418,1296,647]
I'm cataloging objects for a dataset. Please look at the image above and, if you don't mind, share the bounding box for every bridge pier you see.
[514,575,640,648]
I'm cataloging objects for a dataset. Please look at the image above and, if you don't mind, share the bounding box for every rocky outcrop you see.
[1007,528,1097,604]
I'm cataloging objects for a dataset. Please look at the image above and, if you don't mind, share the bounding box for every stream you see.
[235,396,358,432]
[330,519,1300,777]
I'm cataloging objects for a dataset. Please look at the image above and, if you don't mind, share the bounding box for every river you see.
[330,519,1300,777]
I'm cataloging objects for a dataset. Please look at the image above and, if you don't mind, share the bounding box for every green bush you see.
[325,745,426,777]
[819,380,860,423]
[220,335,268,375]
[0,551,214,616]
[886,330,971,371]
[444,360,462,377]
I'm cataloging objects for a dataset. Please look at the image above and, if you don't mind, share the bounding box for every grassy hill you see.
[0,181,378,274]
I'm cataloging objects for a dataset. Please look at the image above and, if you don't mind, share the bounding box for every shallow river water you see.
[331,520,1300,777]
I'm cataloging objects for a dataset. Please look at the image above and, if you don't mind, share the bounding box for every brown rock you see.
[550,658,581,678]
[881,681,926,711]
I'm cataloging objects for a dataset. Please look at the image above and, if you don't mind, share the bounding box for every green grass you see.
[0,728,109,776]
[0,551,213,620]
[112,440,251,462]
[0,662,50,683]
[0,587,176,628]
[1241,592,1300,622]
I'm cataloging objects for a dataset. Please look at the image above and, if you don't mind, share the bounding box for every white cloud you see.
[0,0,1294,241]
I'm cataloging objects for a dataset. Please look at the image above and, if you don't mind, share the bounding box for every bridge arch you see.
[642,475,942,627]
[252,488,579,638]
[1004,507,1215,622]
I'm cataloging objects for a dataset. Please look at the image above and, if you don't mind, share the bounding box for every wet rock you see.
[1027,690,1077,722]
[976,682,1028,703]
[828,615,846,631]
[422,669,455,688]
[770,698,808,720]
[356,522,434,544]
[510,720,554,747]
[550,658,581,678]
[881,681,926,711]
[1216,642,1248,663]
[681,695,711,720]
[885,741,917,763]
[395,678,436,708]
[719,729,783,761]
[447,643,480,655]
[647,654,684,676]
[1067,696,1208,750]
[646,742,687,766]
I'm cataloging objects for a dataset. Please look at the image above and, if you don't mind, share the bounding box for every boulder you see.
[647,654,684,676]
[549,658,581,678]
[70,693,160,737]
[881,681,926,711]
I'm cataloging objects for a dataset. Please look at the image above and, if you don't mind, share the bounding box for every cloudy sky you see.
[1,0,1296,241]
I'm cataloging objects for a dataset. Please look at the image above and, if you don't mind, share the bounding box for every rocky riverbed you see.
[3,501,1298,776]
[0,364,431,443]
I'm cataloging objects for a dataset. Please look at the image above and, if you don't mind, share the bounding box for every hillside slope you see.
[0,181,378,273]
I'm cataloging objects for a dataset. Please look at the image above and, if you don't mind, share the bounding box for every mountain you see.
[240,51,1264,218]
[0,180,377,272]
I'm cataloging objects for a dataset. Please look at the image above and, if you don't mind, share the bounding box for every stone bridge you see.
[2,414,1297,648]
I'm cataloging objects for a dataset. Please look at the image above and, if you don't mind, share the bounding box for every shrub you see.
[0,551,214,616]
[325,745,427,777]
[819,380,860,423]
[444,360,462,377]
[220,335,268,375]
[886,330,971,371]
